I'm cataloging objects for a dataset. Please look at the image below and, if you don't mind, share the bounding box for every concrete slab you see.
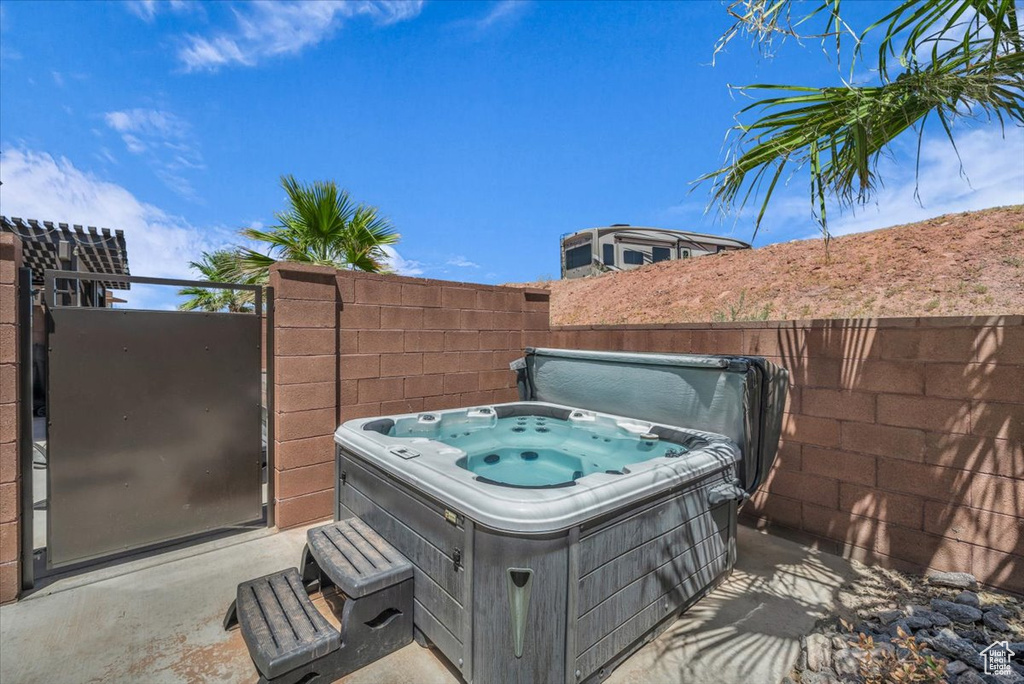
[0,524,860,684]
[604,526,861,684]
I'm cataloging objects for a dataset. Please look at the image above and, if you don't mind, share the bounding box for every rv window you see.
[564,244,592,270]
[623,250,644,265]
[652,247,670,263]
[602,243,615,266]
[681,250,690,259]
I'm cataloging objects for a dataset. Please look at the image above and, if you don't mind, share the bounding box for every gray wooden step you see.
[306,518,413,598]
[236,568,341,681]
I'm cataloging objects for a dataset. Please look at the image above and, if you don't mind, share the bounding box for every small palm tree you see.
[178,249,255,312]
[236,175,400,279]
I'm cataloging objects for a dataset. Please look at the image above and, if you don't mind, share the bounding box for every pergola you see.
[0,216,130,305]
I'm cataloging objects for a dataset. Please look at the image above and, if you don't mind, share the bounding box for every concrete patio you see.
[0,523,861,684]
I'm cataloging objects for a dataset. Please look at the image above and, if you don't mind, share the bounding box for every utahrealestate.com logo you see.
[980,641,1016,677]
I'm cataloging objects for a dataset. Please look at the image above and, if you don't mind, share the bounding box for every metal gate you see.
[42,270,268,569]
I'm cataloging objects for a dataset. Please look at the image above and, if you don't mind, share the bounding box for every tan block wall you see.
[0,234,21,604]
[267,259,1020,590]
[549,318,1023,593]
[0,251,1012,599]
[269,263,549,529]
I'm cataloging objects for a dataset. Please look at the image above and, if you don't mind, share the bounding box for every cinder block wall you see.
[0,234,22,604]
[270,261,1020,591]
[0,255,1015,601]
[551,319,1023,593]
[269,263,549,528]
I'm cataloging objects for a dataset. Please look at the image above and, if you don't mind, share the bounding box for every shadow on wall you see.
[760,320,1022,592]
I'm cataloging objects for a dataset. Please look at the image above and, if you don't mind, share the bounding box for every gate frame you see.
[18,267,34,592]
[17,269,275,589]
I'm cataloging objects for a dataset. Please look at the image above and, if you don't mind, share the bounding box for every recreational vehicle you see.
[560,225,750,279]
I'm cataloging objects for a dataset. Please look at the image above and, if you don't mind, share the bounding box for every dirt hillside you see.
[534,205,1023,326]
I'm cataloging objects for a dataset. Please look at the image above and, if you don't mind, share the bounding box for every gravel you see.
[786,567,1023,684]
[956,591,982,609]
[985,610,1012,633]
[805,634,832,672]
[927,572,980,590]
[932,598,985,624]
[930,631,980,664]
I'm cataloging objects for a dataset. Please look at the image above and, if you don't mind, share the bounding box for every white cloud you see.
[126,0,194,22]
[0,149,232,308]
[382,245,424,276]
[451,0,529,37]
[446,255,479,268]
[824,126,1024,238]
[177,1,425,72]
[94,147,118,165]
[103,108,204,200]
[701,124,1024,244]
[121,134,147,154]
[473,1,529,31]
[105,108,188,139]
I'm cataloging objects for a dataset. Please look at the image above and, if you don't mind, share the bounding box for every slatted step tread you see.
[236,568,340,680]
[307,519,413,598]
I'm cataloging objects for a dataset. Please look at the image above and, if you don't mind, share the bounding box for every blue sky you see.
[1,0,1021,308]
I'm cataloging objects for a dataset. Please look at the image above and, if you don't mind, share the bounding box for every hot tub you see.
[333,348,787,684]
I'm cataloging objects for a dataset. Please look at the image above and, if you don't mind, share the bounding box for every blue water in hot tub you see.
[393,414,692,487]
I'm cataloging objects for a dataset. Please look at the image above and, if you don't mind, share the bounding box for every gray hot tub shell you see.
[333,348,787,683]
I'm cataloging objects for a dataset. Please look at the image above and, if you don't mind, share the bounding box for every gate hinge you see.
[452,548,462,571]
[340,471,347,486]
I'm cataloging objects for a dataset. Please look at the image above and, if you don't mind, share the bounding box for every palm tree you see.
[178,249,255,312]
[236,175,400,279]
[702,0,1023,240]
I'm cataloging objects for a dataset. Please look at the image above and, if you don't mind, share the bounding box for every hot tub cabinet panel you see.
[472,530,569,684]
[336,444,741,684]
[337,450,470,676]
[332,349,787,684]
[573,487,736,682]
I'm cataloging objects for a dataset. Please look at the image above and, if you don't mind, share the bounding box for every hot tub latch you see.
[452,548,462,571]
[707,483,749,505]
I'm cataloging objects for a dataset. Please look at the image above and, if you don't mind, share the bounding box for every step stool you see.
[225,519,414,684]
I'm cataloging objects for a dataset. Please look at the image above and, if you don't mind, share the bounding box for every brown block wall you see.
[270,263,549,529]
[551,318,1023,593]
[0,234,22,604]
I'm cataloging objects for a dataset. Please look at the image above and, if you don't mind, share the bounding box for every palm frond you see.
[238,175,400,276]
[177,249,256,312]
[702,0,1024,240]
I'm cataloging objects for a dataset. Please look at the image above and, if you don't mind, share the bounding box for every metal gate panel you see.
[47,307,263,568]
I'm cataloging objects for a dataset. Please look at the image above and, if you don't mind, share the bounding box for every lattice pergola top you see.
[0,216,131,289]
